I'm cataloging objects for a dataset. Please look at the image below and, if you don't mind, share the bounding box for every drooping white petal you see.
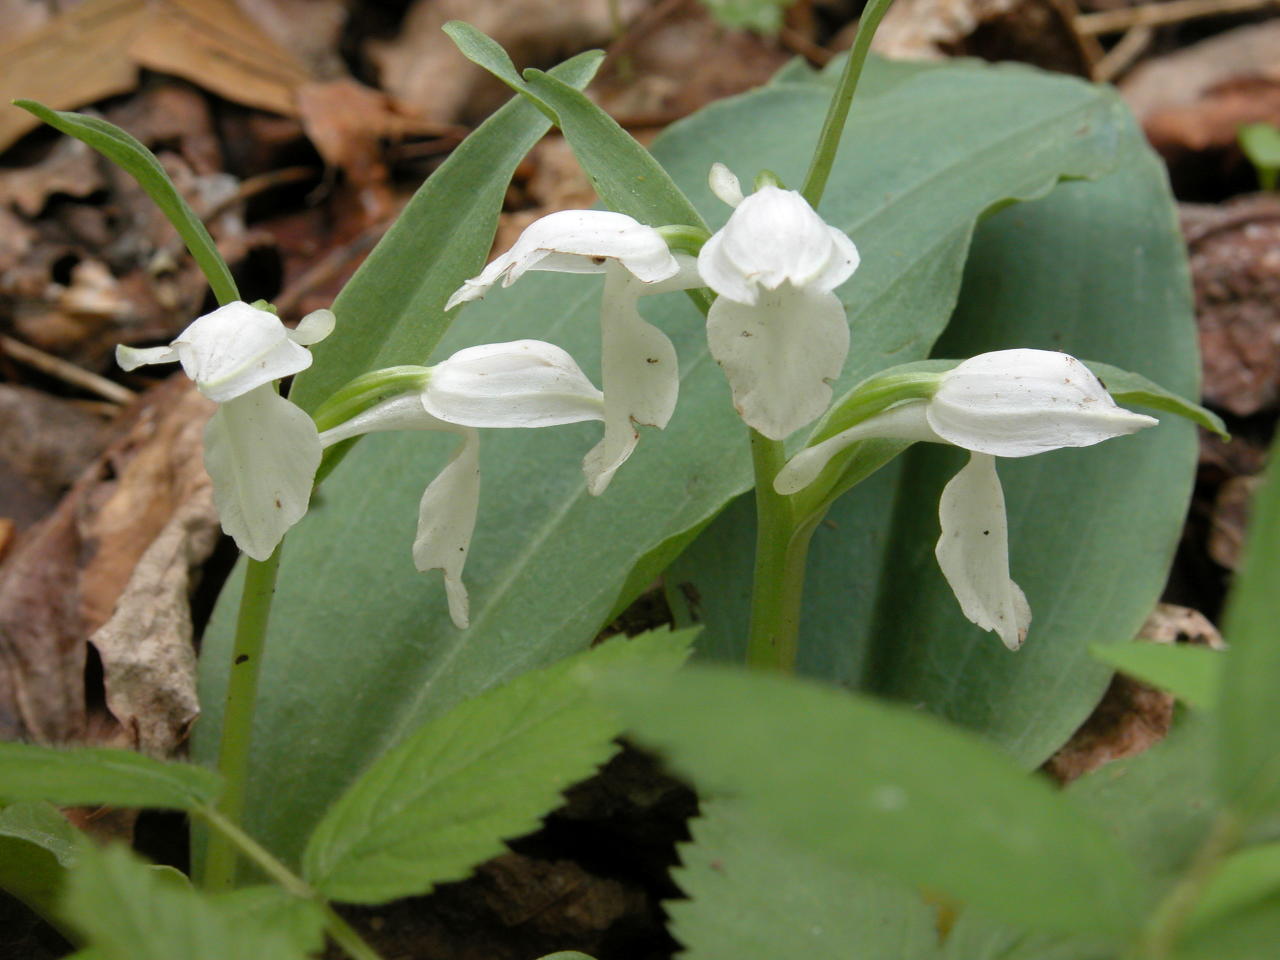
[774,401,938,495]
[116,344,178,371]
[698,186,859,304]
[445,210,680,309]
[927,349,1158,458]
[288,308,336,346]
[706,284,850,440]
[412,426,480,630]
[582,265,681,495]
[935,452,1031,651]
[203,384,321,561]
[422,340,605,428]
[708,162,744,208]
[173,301,313,403]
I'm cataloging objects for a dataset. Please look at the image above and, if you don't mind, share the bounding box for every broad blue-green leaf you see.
[0,742,219,811]
[1068,716,1219,887]
[14,101,237,306]
[1217,439,1280,822]
[595,663,1146,937]
[671,801,941,960]
[286,50,601,411]
[0,802,83,932]
[670,114,1197,764]
[199,60,1135,864]
[302,630,692,903]
[61,845,309,960]
[1091,642,1222,710]
[1086,362,1225,438]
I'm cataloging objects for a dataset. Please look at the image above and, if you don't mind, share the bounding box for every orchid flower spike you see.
[775,349,1158,650]
[699,165,859,440]
[446,210,701,495]
[319,340,606,629]
[116,301,335,560]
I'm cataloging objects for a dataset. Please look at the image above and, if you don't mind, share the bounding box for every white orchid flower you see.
[699,164,860,440]
[116,301,335,561]
[446,210,700,495]
[319,339,606,629]
[775,349,1158,650]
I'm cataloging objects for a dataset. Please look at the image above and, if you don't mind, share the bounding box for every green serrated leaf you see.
[286,50,602,411]
[13,101,238,306]
[61,845,309,960]
[596,663,1145,937]
[214,886,327,955]
[0,802,84,934]
[0,743,220,811]
[671,801,942,960]
[1091,643,1222,710]
[302,629,693,903]
[943,910,1111,960]
[1218,438,1280,821]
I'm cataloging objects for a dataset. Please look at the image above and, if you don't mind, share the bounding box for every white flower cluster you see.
[120,164,1156,646]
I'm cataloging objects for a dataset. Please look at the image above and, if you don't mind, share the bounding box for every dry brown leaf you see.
[1121,19,1280,121]
[89,484,217,756]
[1044,603,1222,783]
[1209,474,1260,571]
[368,0,644,123]
[0,136,105,217]
[0,0,312,152]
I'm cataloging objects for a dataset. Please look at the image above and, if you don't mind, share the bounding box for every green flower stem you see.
[800,0,896,208]
[1132,811,1241,959]
[746,430,815,672]
[201,547,283,893]
[195,805,385,960]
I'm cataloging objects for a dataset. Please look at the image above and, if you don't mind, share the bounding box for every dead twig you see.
[1076,0,1278,37]
[1095,25,1154,82]
[0,334,135,405]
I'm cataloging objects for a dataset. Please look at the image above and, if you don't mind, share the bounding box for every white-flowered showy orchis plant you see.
[116,300,334,560]
[318,339,607,628]
[446,210,701,494]
[775,349,1158,649]
[700,164,860,440]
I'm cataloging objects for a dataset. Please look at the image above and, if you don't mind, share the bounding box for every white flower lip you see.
[445,210,681,309]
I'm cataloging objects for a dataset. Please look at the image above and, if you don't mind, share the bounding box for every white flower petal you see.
[116,344,178,371]
[203,384,320,561]
[412,426,480,630]
[288,308,336,346]
[927,349,1158,458]
[934,452,1031,651]
[774,401,937,495]
[706,285,850,440]
[318,394,443,447]
[422,340,605,428]
[709,162,744,208]
[582,266,680,495]
[698,187,858,302]
[173,301,313,403]
[445,210,680,309]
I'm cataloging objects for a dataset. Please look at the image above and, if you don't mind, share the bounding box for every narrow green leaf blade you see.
[520,69,707,230]
[1186,842,1280,931]
[287,51,602,411]
[13,100,238,306]
[0,743,219,810]
[596,663,1146,937]
[61,845,309,960]
[1218,441,1280,821]
[671,801,942,960]
[1091,643,1222,709]
[442,21,557,116]
[1085,361,1227,438]
[302,630,693,903]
